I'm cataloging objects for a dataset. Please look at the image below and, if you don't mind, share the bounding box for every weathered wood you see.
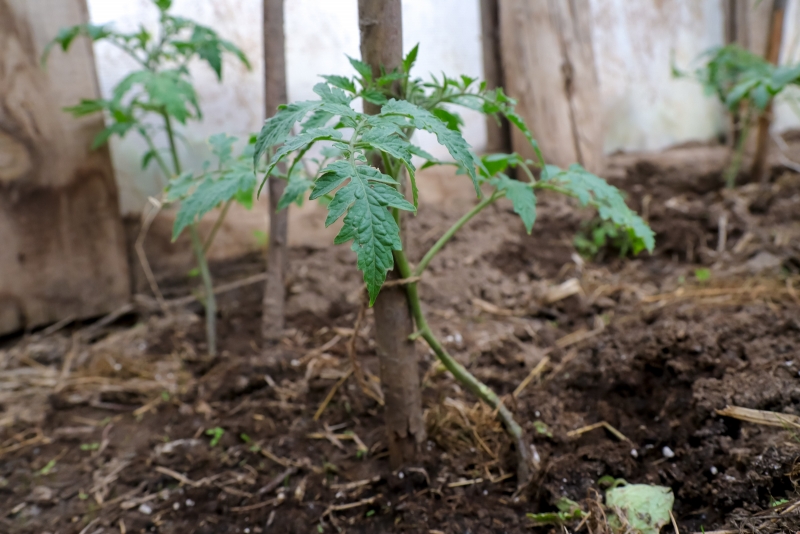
[0,0,130,335]
[262,0,289,341]
[480,0,511,153]
[751,0,787,183]
[358,0,426,469]
[499,0,603,172]
[724,0,774,53]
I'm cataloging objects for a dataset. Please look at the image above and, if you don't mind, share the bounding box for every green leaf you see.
[361,90,389,106]
[544,164,655,254]
[481,153,522,177]
[154,0,172,11]
[254,100,321,166]
[380,99,479,195]
[361,127,419,207]
[606,483,674,534]
[403,44,419,74]
[142,149,157,170]
[322,75,357,94]
[63,99,107,117]
[432,108,464,131]
[348,56,373,81]
[165,171,197,202]
[144,70,201,123]
[493,175,536,233]
[313,83,353,106]
[725,78,759,109]
[278,177,314,210]
[751,83,771,110]
[91,122,133,149]
[209,133,237,164]
[172,168,256,239]
[310,160,415,304]
[264,127,342,178]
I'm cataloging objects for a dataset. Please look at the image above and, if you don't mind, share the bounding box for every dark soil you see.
[3,146,800,533]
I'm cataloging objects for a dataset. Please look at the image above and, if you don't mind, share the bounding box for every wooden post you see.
[358,0,426,469]
[751,0,786,183]
[480,0,511,154]
[499,0,603,173]
[262,0,289,341]
[0,0,130,335]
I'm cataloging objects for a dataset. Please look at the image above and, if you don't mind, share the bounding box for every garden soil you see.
[3,144,800,533]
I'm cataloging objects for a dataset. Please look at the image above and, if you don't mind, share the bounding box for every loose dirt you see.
[3,145,800,533]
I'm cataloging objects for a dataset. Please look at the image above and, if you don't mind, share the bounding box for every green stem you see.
[139,128,171,185]
[162,110,218,356]
[724,109,752,188]
[518,162,537,184]
[190,226,217,356]
[394,249,531,483]
[413,192,501,277]
[203,199,232,254]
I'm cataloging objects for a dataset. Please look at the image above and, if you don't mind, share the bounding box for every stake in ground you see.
[244,46,655,480]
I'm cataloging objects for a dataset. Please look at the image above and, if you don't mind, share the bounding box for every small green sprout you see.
[206,427,225,447]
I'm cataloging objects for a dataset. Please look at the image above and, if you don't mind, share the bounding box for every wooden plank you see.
[480,0,511,153]
[0,0,130,334]
[499,0,603,172]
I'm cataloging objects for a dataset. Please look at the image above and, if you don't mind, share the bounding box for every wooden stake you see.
[262,0,290,341]
[358,0,426,469]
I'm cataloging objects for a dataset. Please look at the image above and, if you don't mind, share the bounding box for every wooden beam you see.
[480,0,511,154]
[499,0,602,173]
[0,0,130,335]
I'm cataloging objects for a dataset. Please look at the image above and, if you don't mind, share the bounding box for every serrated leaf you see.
[361,90,389,105]
[165,171,197,202]
[432,108,463,131]
[278,177,314,210]
[480,153,521,177]
[254,100,320,166]
[545,164,655,254]
[361,127,419,207]
[313,83,353,105]
[493,175,536,233]
[380,99,479,195]
[264,127,342,178]
[322,75,357,94]
[91,122,133,149]
[348,56,373,81]
[209,133,236,164]
[403,44,419,74]
[310,160,414,304]
[172,168,256,239]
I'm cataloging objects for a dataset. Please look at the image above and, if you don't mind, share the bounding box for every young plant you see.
[249,47,654,479]
[675,45,800,187]
[44,0,251,355]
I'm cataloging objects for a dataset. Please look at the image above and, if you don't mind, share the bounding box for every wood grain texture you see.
[0,0,129,334]
[262,0,289,341]
[480,0,511,153]
[499,0,602,172]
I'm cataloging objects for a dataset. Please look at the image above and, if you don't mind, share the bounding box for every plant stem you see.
[724,109,752,188]
[394,249,531,484]
[162,110,218,356]
[413,192,501,277]
[203,199,232,254]
[189,225,217,356]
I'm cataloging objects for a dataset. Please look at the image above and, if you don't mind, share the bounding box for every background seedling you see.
[45,0,251,356]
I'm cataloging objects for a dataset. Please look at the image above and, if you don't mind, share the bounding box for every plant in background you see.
[674,44,800,187]
[242,46,654,478]
[44,0,251,356]
[574,216,645,260]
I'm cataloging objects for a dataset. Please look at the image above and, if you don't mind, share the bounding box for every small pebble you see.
[534,411,541,418]
[662,446,675,459]
[138,504,153,515]
[482,490,488,496]
[185,499,195,507]
[630,449,639,458]
[290,359,300,367]
[245,529,250,533]
[173,502,180,510]
[398,471,404,479]
[710,466,718,475]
